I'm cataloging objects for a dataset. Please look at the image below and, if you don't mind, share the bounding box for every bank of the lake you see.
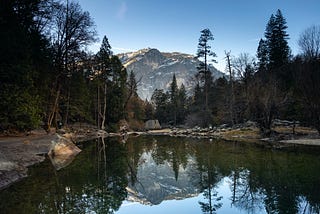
[0,123,319,191]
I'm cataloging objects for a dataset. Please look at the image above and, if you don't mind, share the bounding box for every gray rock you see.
[48,135,81,170]
[145,120,161,130]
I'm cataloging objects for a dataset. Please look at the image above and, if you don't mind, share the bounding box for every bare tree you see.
[46,0,96,130]
[248,73,287,136]
[298,25,320,60]
[232,53,255,80]
[225,51,235,125]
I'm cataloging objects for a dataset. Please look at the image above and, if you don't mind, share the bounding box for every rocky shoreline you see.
[1,122,319,191]
[0,127,103,191]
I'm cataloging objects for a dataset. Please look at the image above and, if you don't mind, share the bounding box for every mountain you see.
[126,151,200,205]
[118,48,225,100]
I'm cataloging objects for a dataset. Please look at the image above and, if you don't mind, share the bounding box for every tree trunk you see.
[101,83,107,130]
[64,82,70,126]
[226,52,235,126]
[47,84,61,131]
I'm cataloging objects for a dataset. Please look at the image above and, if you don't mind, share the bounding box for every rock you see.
[97,130,108,137]
[62,133,76,142]
[0,161,19,171]
[145,120,161,130]
[48,135,81,170]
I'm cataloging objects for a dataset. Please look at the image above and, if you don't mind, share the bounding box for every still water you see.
[1,135,320,214]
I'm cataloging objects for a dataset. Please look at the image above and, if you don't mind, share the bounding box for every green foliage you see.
[0,0,51,131]
[196,28,217,110]
[0,85,41,130]
[263,9,291,70]
[151,89,170,124]
[151,75,189,126]
[67,71,93,123]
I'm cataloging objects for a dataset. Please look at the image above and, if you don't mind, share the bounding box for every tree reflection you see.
[0,137,128,213]
[199,171,223,214]
[195,142,223,214]
[150,136,189,181]
[229,169,265,214]
[1,136,320,213]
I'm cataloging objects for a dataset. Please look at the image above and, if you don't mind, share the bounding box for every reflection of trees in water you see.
[229,169,265,214]
[127,136,320,213]
[226,145,320,214]
[198,168,223,214]
[298,196,320,214]
[0,137,129,213]
[44,137,128,213]
[194,142,223,214]
[1,136,320,213]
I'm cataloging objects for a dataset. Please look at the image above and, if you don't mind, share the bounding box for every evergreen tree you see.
[264,9,290,70]
[97,36,113,58]
[196,28,217,110]
[125,70,138,109]
[0,0,52,131]
[106,56,128,127]
[257,39,268,72]
[170,74,178,126]
[95,35,112,130]
[151,89,169,124]
[177,83,188,124]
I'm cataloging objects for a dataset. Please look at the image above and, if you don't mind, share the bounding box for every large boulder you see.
[48,135,81,170]
[145,120,161,130]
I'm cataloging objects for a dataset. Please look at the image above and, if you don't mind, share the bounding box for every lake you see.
[1,135,320,213]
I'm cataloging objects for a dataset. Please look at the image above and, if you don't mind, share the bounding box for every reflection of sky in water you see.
[117,177,266,214]
[1,136,320,214]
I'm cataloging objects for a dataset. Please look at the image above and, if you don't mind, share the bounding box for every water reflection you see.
[0,135,320,214]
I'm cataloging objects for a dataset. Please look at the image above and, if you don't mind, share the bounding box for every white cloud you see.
[116,2,127,20]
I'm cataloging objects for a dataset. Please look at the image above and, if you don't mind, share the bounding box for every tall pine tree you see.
[170,74,178,126]
[263,9,290,70]
[257,39,268,72]
[95,35,112,130]
[196,28,217,110]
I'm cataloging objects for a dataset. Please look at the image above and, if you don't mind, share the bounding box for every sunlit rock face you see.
[48,135,81,170]
[126,152,200,205]
[118,48,224,100]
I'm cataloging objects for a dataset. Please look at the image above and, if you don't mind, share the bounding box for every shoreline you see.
[1,126,319,191]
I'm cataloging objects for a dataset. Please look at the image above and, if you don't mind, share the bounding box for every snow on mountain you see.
[118,48,225,100]
[126,151,200,205]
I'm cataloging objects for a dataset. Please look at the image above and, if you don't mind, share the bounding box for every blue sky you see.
[78,0,320,72]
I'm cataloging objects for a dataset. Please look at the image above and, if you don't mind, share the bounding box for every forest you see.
[1,0,320,136]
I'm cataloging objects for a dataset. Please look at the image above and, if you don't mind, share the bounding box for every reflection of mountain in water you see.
[127,152,200,205]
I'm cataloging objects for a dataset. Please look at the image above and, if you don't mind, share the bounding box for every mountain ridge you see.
[118,48,225,100]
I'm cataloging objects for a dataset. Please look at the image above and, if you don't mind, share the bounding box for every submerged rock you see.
[48,135,81,170]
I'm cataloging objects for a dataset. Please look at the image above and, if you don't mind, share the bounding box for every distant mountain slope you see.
[118,48,224,100]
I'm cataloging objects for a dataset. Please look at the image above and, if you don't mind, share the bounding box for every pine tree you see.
[177,83,187,124]
[95,35,112,130]
[264,9,290,70]
[196,28,217,110]
[97,36,113,60]
[127,70,138,100]
[170,74,178,125]
[257,39,268,72]
[106,56,128,126]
